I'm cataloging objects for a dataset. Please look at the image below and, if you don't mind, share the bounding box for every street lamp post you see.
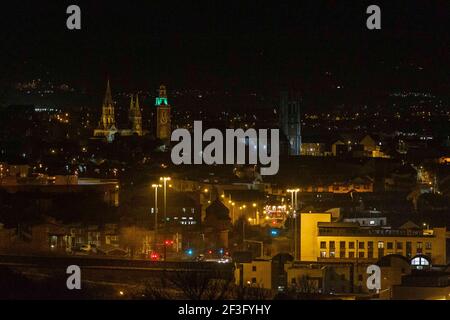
[242,217,245,246]
[160,177,171,227]
[231,202,235,223]
[287,189,294,211]
[152,184,162,250]
[227,196,235,223]
[252,203,258,225]
[287,188,300,260]
[203,187,211,203]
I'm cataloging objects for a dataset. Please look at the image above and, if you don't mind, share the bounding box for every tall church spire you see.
[135,94,141,116]
[94,79,117,142]
[129,93,142,136]
[129,94,134,110]
[99,79,115,129]
[104,79,113,107]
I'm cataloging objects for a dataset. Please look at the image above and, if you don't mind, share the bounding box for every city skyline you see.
[0,1,449,303]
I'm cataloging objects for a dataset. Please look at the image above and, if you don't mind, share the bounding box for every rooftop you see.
[318,222,435,237]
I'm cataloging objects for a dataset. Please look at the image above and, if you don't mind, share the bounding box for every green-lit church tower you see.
[156,85,171,144]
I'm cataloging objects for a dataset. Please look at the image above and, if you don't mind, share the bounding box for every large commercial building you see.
[300,212,447,265]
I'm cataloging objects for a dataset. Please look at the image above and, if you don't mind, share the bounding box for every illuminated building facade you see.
[300,212,447,265]
[234,259,272,289]
[300,143,328,156]
[262,205,287,228]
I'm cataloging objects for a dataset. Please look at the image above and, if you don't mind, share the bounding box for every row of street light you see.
[287,188,300,260]
[152,177,171,248]
[150,181,301,259]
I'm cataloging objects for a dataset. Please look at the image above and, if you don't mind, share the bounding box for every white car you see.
[217,257,231,263]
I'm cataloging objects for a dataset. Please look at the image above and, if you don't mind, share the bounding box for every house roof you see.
[205,199,230,221]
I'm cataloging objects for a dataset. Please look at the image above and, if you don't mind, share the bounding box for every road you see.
[0,254,233,275]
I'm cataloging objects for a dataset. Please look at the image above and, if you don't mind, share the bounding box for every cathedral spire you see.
[135,94,140,111]
[129,93,142,136]
[130,94,134,110]
[103,79,113,107]
[99,79,115,129]
[94,79,117,141]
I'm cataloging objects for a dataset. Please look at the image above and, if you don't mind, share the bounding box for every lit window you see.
[411,256,429,267]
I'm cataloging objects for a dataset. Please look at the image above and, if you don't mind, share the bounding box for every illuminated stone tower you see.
[94,79,117,142]
[99,79,116,129]
[279,91,302,155]
[156,85,171,143]
[129,94,143,136]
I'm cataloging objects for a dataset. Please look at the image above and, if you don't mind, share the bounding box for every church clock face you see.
[160,110,169,124]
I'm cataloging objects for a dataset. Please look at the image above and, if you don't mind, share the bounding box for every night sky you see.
[1,0,449,96]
